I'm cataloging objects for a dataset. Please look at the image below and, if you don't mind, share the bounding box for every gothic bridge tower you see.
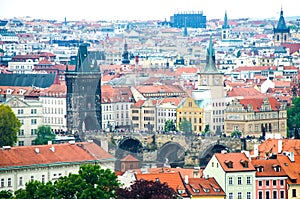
[274,8,290,46]
[65,44,102,139]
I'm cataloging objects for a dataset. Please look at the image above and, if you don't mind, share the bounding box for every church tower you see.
[122,40,130,64]
[274,8,290,46]
[65,44,102,139]
[222,11,230,40]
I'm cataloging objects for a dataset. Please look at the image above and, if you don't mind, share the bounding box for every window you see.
[258,180,263,186]
[19,177,23,186]
[246,176,251,184]
[228,177,233,185]
[266,180,270,186]
[258,191,263,199]
[237,176,242,185]
[0,179,4,187]
[292,189,296,197]
[31,176,34,181]
[280,190,284,199]
[273,190,277,199]
[31,119,37,125]
[18,141,24,146]
[273,180,277,186]
[266,191,270,199]
[247,192,251,199]
[237,192,242,199]
[228,193,233,199]
[18,109,24,114]
[42,175,45,183]
[7,178,11,187]
[280,180,284,186]
[31,109,37,114]
[31,129,37,135]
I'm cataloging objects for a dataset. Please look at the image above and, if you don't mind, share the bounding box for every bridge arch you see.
[157,141,185,168]
[198,142,229,168]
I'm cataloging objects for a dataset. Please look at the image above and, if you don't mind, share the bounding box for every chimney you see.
[254,144,259,157]
[48,140,52,145]
[49,146,55,152]
[278,139,283,153]
[184,175,189,184]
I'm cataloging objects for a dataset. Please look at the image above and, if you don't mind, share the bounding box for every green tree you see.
[0,104,21,147]
[34,125,55,145]
[164,120,176,132]
[116,179,177,199]
[231,129,242,138]
[178,118,192,134]
[0,190,13,199]
[287,97,300,130]
[15,180,55,199]
[0,48,5,54]
[15,164,120,199]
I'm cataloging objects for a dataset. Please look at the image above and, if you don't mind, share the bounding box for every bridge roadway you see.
[86,132,245,168]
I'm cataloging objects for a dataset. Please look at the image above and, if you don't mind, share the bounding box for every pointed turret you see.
[122,40,130,64]
[204,36,219,73]
[222,11,230,29]
[274,8,290,45]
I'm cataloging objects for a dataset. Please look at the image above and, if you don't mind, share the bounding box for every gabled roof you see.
[252,159,287,177]
[215,153,256,172]
[254,139,300,156]
[0,142,114,169]
[121,154,139,162]
[135,172,188,197]
[238,97,281,112]
[187,177,226,196]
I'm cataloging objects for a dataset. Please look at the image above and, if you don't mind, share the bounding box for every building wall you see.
[176,97,204,134]
[6,97,43,146]
[256,177,287,199]
[40,96,67,132]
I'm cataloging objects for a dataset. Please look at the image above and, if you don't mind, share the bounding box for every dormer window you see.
[256,166,264,172]
[240,160,249,168]
[225,160,233,168]
[273,165,281,172]
[203,187,210,193]
[192,188,199,193]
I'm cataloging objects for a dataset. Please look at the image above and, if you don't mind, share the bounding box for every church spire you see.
[204,35,218,73]
[122,40,130,64]
[222,11,230,29]
[276,7,288,30]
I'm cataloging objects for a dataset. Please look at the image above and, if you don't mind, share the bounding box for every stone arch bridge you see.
[88,133,244,169]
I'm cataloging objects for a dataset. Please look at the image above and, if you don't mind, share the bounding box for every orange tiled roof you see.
[254,139,300,156]
[215,153,256,172]
[121,154,139,162]
[135,85,184,94]
[0,142,114,168]
[238,97,281,112]
[187,177,226,196]
[277,155,300,184]
[251,158,287,177]
[135,172,188,197]
[227,87,263,98]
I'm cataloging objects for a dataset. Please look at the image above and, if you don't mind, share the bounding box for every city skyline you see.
[0,0,299,21]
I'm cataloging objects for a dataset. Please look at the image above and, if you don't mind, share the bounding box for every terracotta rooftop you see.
[135,172,188,197]
[120,154,139,162]
[0,142,114,169]
[238,97,281,112]
[187,177,226,197]
[215,152,256,172]
[251,158,288,177]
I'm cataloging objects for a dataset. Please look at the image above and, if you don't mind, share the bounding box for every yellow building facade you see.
[176,97,204,134]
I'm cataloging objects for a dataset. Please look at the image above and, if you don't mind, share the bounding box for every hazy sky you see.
[0,0,299,21]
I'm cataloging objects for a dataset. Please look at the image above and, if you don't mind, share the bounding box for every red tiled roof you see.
[135,85,184,94]
[135,172,188,197]
[238,97,281,112]
[175,67,198,76]
[254,139,300,156]
[187,177,226,196]
[0,142,113,168]
[251,159,287,177]
[215,153,256,172]
[121,154,139,162]
[281,43,300,54]
[227,87,263,98]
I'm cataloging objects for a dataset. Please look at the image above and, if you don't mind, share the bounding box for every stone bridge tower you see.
[65,44,102,139]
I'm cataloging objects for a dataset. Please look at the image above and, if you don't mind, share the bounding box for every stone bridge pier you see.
[87,133,243,169]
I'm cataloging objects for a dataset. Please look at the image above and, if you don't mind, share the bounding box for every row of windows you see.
[43,117,64,125]
[213,117,224,123]
[158,112,176,117]
[258,179,285,187]
[17,109,38,115]
[42,99,64,105]
[228,191,252,199]
[213,110,224,115]
[0,178,12,188]
[18,129,37,136]
[178,112,202,115]
[228,176,252,185]
[43,107,64,114]
[258,190,285,199]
